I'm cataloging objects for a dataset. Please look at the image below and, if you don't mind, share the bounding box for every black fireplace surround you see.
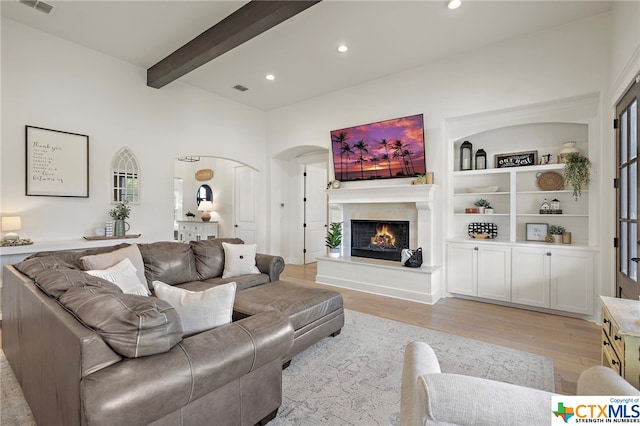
[350,219,409,262]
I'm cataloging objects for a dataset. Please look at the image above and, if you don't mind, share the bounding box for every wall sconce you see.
[460,141,473,171]
[2,216,21,240]
[197,201,214,222]
[475,149,487,170]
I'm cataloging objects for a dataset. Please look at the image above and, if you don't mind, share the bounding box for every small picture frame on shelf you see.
[526,223,548,241]
[494,150,537,168]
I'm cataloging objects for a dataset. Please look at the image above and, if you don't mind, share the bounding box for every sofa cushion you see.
[86,258,150,296]
[190,238,244,280]
[222,242,260,278]
[59,286,183,358]
[154,280,236,336]
[80,243,146,287]
[25,243,130,269]
[138,241,199,288]
[15,255,80,279]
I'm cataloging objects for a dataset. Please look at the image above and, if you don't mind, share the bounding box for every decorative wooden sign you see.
[195,169,214,181]
[494,150,538,168]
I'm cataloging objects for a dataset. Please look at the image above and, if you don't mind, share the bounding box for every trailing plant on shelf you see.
[185,211,196,219]
[548,225,565,235]
[564,153,591,200]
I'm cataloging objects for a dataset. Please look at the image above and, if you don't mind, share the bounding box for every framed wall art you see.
[26,125,89,197]
[526,223,548,241]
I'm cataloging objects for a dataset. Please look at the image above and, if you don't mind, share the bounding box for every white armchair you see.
[401,341,639,426]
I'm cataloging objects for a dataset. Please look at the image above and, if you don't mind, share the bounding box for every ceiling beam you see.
[147,0,321,89]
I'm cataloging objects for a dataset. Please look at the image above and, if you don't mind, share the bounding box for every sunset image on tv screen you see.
[330,114,425,182]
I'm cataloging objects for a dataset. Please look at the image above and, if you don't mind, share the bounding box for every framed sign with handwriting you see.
[26,126,89,197]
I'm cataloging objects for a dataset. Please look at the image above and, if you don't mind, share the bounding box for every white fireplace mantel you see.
[318,183,442,305]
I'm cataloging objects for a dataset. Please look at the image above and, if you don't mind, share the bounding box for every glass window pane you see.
[631,223,638,282]
[631,100,637,160]
[622,110,628,163]
[632,162,637,220]
[621,222,628,275]
[622,165,628,219]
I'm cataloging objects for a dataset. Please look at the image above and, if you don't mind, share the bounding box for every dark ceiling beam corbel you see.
[147,0,322,89]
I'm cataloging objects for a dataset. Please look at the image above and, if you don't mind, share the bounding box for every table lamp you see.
[197,201,214,222]
[2,216,21,240]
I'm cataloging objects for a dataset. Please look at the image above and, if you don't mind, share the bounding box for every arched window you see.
[196,184,212,206]
[111,147,140,204]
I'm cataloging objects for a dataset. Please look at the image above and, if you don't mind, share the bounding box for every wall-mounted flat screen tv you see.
[330,114,425,182]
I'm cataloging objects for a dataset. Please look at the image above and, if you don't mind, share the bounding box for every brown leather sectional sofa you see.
[2,238,344,426]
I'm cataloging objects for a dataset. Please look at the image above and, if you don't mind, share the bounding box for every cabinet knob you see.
[546,252,552,256]
[612,359,619,366]
[474,246,479,251]
[615,335,622,341]
[604,340,610,346]
[632,257,640,263]
[604,318,610,324]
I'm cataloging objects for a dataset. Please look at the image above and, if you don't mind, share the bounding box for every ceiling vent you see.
[20,0,55,14]
[233,84,249,92]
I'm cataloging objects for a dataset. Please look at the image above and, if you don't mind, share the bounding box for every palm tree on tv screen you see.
[331,132,349,180]
[403,149,417,175]
[353,140,369,180]
[341,143,354,181]
[378,139,393,177]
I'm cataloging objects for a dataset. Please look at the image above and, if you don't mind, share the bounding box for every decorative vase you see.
[328,247,340,258]
[552,234,562,244]
[558,141,581,163]
[562,232,572,244]
[477,207,485,214]
[485,208,494,214]
[114,219,130,237]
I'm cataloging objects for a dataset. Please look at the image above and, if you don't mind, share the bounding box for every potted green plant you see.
[564,153,591,200]
[548,224,565,244]
[109,201,131,237]
[325,222,343,258]
[474,198,491,214]
[185,211,196,221]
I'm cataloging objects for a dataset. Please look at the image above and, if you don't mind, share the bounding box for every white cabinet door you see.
[446,243,477,296]
[477,245,511,301]
[550,249,594,314]
[511,247,550,308]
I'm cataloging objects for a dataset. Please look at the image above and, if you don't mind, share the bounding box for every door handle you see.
[631,257,640,263]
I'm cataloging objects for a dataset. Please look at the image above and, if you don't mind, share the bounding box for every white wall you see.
[267,12,612,281]
[1,18,268,246]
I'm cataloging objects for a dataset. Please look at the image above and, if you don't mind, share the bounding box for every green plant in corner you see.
[564,153,591,200]
[109,201,131,220]
[549,225,565,235]
[325,222,343,249]
[185,211,196,218]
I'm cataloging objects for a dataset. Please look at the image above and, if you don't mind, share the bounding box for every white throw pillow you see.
[221,242,261,278]
[85,258,150,296]
[153,281,236,335]
[81,244,147,287]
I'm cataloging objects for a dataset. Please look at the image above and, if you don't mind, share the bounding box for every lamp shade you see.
[197,201,214,222]
[2,216,21,240]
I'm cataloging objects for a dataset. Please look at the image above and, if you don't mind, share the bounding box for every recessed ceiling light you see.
[447,0,461,9]
[337,44,349,53]
[265,74,275,81]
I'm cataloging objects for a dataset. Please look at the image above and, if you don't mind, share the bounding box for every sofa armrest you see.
[255,253,285,282]
[577,366,640,396]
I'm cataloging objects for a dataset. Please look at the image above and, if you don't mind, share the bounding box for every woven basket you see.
[536,171,564,191]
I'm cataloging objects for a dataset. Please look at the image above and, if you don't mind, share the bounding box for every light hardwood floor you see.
[280,262,602,395]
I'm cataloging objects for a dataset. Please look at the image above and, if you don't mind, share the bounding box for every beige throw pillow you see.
[153,281,236,335]
[81,244,147,286]
[85,258,150,296]
[221,242,261,278]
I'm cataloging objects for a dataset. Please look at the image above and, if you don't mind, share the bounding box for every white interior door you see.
[304,163,327,263]
[234,166,257,244]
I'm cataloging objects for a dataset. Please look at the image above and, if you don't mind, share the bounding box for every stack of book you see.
[105,221,114,237]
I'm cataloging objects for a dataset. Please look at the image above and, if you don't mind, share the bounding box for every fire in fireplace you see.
[351,219,409,261]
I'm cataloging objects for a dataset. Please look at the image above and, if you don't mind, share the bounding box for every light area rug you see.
[1,309,553,426]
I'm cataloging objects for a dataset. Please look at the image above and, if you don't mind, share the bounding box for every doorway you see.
[616,74,639,299]
[304,162,327,263]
